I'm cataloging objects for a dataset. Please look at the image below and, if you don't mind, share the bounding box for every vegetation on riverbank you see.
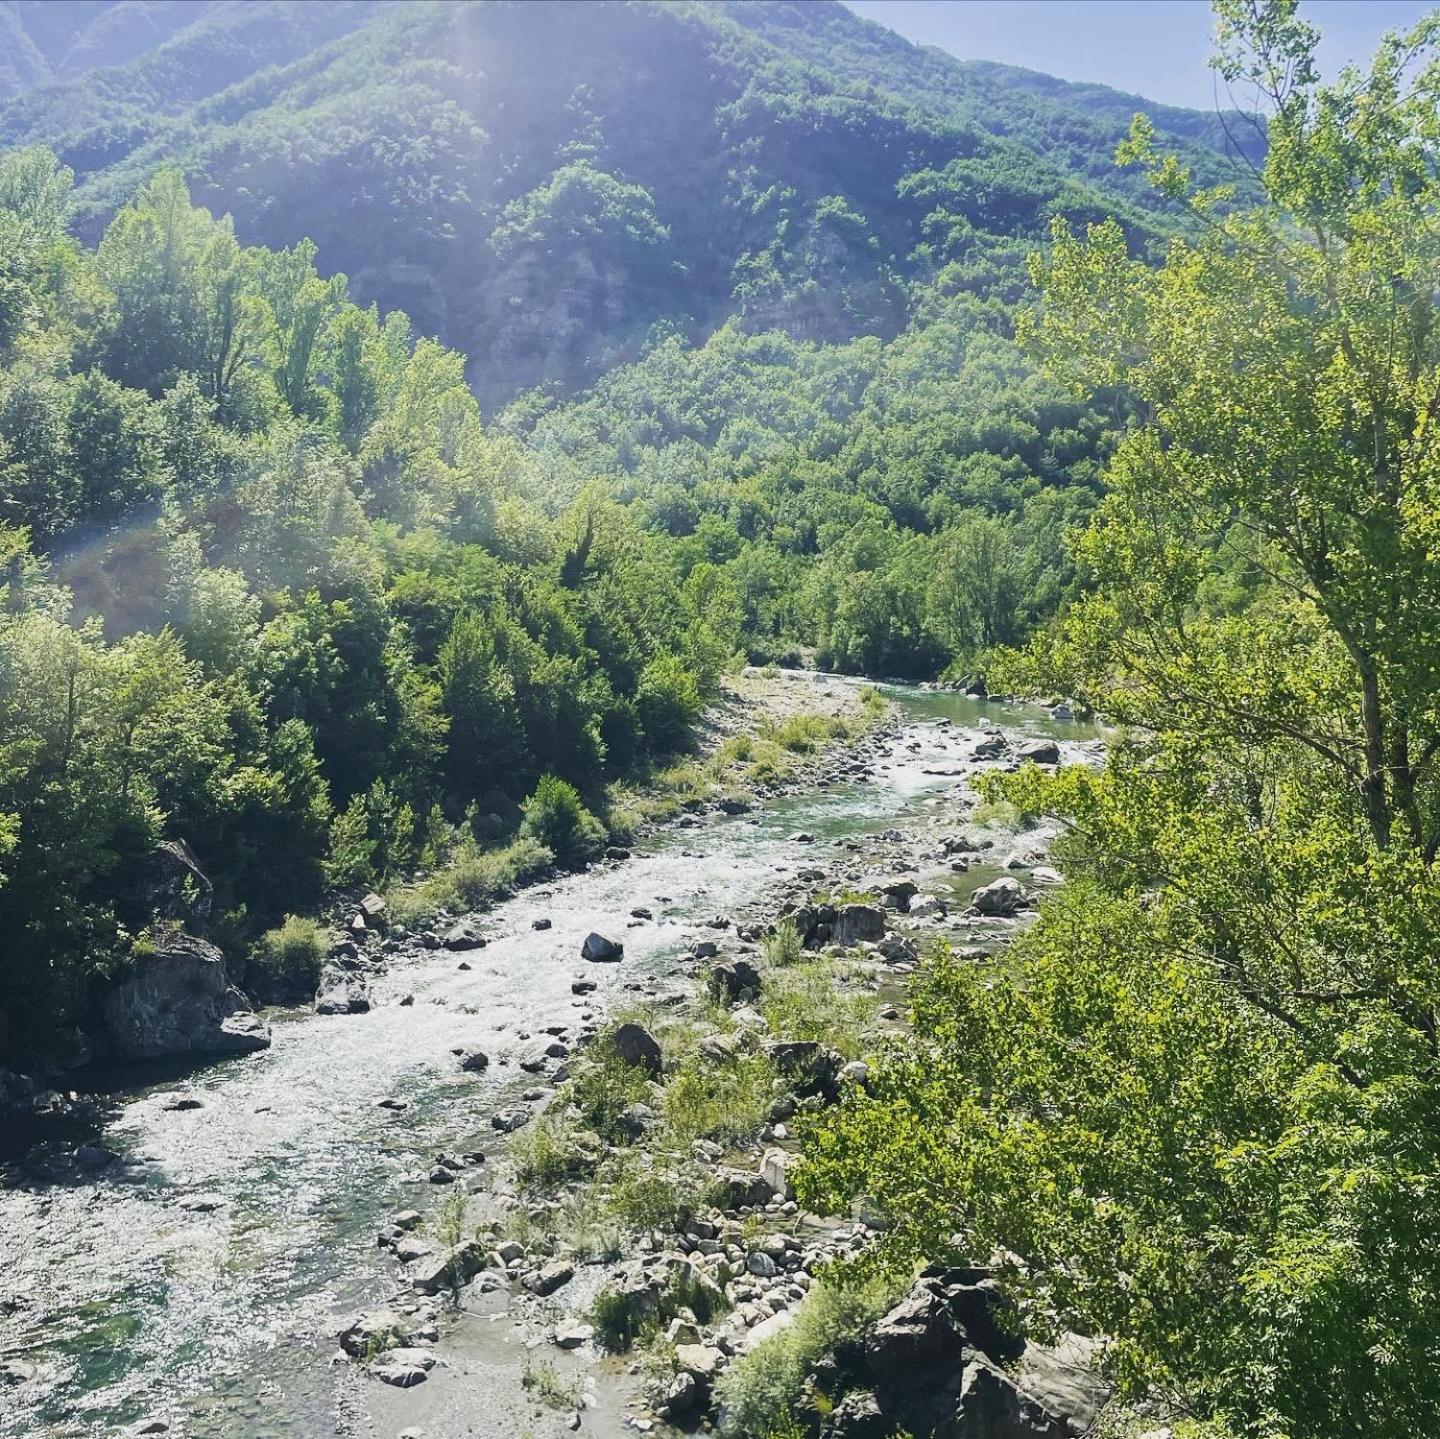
[799,8,1440,1438]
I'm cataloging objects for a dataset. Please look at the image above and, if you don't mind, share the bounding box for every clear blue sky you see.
[842,1,1433,109]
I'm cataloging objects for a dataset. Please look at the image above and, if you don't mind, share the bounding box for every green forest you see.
[2,1,1439,1437]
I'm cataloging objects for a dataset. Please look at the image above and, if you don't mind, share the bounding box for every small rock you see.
[554,1321,594,1349]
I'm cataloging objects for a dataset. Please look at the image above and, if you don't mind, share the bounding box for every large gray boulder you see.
[581,931,624,962]
[103,931,270,1061]
[971,877,1025,917]
[832,903,887,946]
[613,1021,663,1073]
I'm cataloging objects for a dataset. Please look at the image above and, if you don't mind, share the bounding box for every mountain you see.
[0,0,1261,409]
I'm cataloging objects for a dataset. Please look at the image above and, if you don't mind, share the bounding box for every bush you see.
[251,914,326,997]
[388,835,553,923]
[714,1273,902,1437]
[520,774,606,869]
[762,916,804,967]
[663,1049,778,1146]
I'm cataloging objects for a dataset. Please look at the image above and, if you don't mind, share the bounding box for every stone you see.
[581,932,624,963]
[340,1309,405,1358]
[866,1287,967,1377]
[455,1046,490,1072]
[315,975,370,1015]
[555,1321,594,1349]
[674,1344,722,1379]
[531,1260,575,1296]
[443,923,484,951]
[491,1106,530,1132]
[971,877,1025,916]
[359,892,388,927]
[571,978,597,994]
[178,1192,227,1213]
[663,1371,698,1413]
[907,893,947,920]
[954,1355,1068,1438]
[832,903,887,946]
[613,1021,663,1073]
[103,931,270,1062]
[533,917,552,930]
[760,1147,791,1199]
[746,1250,779,1277]
[789,831,815,844]
[1017,738,1061,766]
[410,1241,485,1295]
[717,1168,777,1209]
[878,877,919,911]
[371,1357,430,1388]
[710,957,762,1002]
[741,1309,794,1352]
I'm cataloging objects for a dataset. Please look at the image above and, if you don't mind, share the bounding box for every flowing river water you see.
[0,681,1099,1439]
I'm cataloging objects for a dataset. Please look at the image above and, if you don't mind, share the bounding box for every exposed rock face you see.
[818,1270,1106,1439]
[102,932,270,1062]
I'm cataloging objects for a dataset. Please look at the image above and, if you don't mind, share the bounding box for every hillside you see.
[0,0,1260,408]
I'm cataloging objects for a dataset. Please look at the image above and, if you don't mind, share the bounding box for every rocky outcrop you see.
[102,931,270,1062]
[814,1270,1106,1439]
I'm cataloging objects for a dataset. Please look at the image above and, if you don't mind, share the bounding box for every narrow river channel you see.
[0,681,1098,1439]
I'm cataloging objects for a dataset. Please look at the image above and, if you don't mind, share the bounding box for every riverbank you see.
[0,684,1101,1439]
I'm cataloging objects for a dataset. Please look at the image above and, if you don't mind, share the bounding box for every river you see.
[0,681,1098,1438]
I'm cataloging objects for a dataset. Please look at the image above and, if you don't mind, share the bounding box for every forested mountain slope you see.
[0,0,1258,406]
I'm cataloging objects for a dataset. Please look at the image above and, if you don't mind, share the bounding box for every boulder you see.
[952,1355,1069,1438]
[1016,738,1061,766]
[103,931,270,1062]
[971,878,1025,917]
[530,1260,575,1296]
[908,894,947,921]
[455,1046,490,1072]
[878,878,919,912]
[972,733,1008,760]
[760,1147,791,1198]
[340,1309,406,1358]
[410,1241,486,1295]
[555,1321,594,1349]
[581,932,624,963]
[710,957,762,1003]
[358,892,388,928]
[832,903,887,946]
[613,1022,662,1073]
[443,923,484,951]
[315,973,370,1015]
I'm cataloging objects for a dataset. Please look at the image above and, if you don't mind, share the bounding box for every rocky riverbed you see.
[0,676,1102,1439]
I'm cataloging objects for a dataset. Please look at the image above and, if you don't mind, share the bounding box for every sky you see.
[842,1,1433,110]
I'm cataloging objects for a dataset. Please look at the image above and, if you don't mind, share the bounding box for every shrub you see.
[388,835,552,923]
[663,1050,778,1146]
[714,1273,902,1437]
[762,916,804,967]
[520,774,606,869]
[251,914,326,997]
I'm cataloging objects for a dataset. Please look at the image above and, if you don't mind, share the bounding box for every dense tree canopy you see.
[801,6,1440,1436]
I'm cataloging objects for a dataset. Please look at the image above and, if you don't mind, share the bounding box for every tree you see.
[801,7,1440,1437]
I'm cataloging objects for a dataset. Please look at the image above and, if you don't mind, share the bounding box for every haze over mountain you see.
[0,0,1261,407]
